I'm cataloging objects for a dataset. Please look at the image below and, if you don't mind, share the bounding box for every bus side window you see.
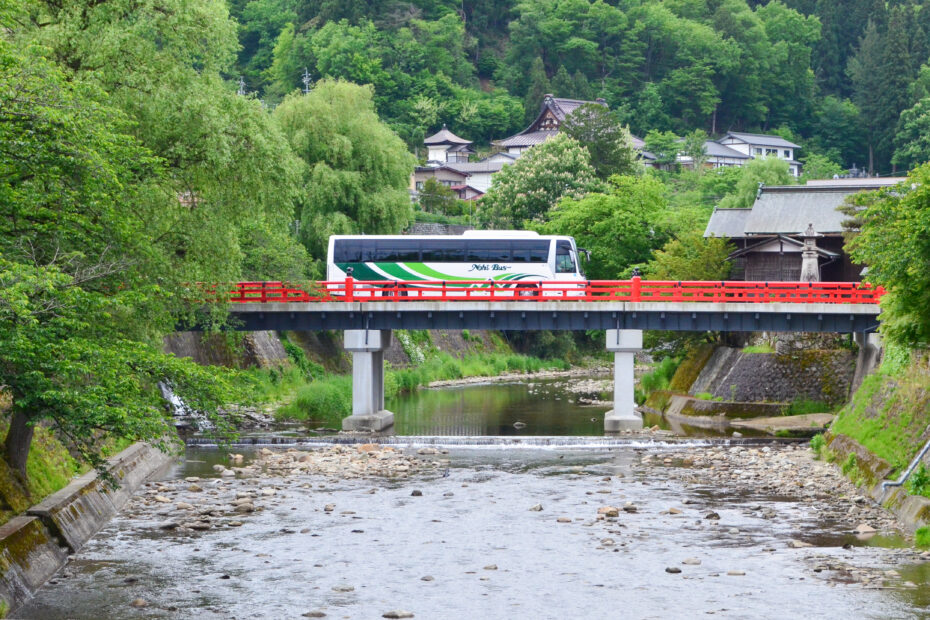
[555,241,576,273]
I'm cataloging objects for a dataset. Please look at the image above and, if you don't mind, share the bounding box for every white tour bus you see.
[326,231,587,298]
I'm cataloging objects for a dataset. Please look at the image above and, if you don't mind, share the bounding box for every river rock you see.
[324,504,335,512]
[176,502,194,510]
[597,506,620,517]
[421,575,434,581]
[188,484,203,492]
[417,447,439,455]
[788,539,813,548]
[130,598,149,608]
[411,490,423,497]
[153,495,171,503]
[665,567,682,574]
[383,612,414,619]
[557,517,572,523]
[234,503,255,513]
[529,504,543,511]
[332,585,355,592]
[302,612,327,618]
[855,523,877,534]
[682,558,701,565]
[705,512,720,520]
[727,570,746,576]
[212,464,226,472]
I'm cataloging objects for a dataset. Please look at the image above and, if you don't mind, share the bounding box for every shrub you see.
[908,464,930,497]
[841,453,858,476]
[787,399,831,416]
[810,433,826,459]
[916,526,930,548]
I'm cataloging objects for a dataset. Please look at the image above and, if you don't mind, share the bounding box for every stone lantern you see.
[799,222,822,282]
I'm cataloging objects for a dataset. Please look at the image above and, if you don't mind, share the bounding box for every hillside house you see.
[717,132,802,176]
[424,125,475,164]
[704,179,903,281]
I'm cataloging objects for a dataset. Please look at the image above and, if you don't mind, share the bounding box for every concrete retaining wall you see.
[0,442,173,612]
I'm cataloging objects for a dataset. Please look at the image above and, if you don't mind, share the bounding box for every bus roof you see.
[329,232,574,241]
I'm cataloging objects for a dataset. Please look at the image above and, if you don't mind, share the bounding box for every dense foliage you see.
[230,0,930,175]
[845,166,930,348]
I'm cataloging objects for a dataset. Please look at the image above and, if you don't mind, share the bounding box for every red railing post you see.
[345,276,354,302]
[631,276,641,302]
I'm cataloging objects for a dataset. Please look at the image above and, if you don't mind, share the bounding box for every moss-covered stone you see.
[667,343,715,393]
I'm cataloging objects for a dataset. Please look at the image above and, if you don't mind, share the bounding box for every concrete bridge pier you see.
[604,329,644,432]
[342,330,394,432]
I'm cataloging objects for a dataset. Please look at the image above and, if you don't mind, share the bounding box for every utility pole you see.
[302,68,312,95]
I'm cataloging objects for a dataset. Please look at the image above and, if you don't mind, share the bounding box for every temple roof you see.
[424,124,472,146]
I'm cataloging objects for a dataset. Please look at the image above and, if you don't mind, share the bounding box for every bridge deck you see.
[226,300,880,333]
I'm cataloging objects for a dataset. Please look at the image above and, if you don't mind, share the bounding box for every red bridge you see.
[223,277,883,305]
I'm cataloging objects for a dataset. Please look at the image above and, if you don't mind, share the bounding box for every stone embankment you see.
[0,442,172,613]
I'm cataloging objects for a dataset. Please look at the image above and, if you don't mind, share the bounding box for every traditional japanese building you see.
[704,179,904,282]
[493,94,608,156]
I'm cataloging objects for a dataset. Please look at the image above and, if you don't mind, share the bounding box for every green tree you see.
[537,176,669,280]
[418,178,460,215]
[523,57,550,124]
[646,231,734,281]
[274,80,416,258]
[800,153,845,182]
[560,104,639,179]
[848,20,885,174]
[477,133,603,228]
[845,167,930,346]
[682,129,709,172]
[718,157,795,208]
[893,97,930,171]
[644,130,680,168]
[0,38,242,479]
[478,133,603,229]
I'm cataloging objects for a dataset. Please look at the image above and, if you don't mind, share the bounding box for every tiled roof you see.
[743,186,856,235]
[494,130,558,148]
[704,141,750,159]
[445,161,511,174]
[424,125,472,145]
[704,208,752,238]
[722,132,800,149]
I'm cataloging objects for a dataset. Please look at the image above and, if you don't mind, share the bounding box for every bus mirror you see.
[579,248,592,262]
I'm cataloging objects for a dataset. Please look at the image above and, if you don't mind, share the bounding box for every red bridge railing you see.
[216,278,884,305]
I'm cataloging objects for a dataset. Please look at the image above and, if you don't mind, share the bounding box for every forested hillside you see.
[231,0,930,175]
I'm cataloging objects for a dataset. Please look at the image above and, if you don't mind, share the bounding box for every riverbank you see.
[17,441,930,619]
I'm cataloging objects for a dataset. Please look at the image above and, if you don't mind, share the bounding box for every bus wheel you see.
[516,283,540,299]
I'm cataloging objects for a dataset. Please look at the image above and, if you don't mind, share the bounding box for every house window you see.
[766,148,777,156]
[783,149,790,158]
[415,182,423,190]
[754,147,762,155]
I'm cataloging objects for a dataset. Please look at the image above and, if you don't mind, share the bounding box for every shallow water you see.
[14,445,930,620]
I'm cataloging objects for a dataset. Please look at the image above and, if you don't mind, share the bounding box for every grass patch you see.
[786,398,832,416]
[635,356,681,405]
[742,344,775,354]
[831,351,930,472]
[916,526,930,548]
[695,392,713,401]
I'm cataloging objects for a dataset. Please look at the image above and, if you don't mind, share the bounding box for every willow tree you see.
[274,80,416,259]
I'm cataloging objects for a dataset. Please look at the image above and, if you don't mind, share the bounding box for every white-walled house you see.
[717,132,802,176]
[423,125,475,164]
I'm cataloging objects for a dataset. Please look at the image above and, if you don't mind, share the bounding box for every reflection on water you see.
[388,378,613,436]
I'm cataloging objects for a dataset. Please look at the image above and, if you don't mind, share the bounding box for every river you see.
[13,441,930,620]
[12,379,930,619]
